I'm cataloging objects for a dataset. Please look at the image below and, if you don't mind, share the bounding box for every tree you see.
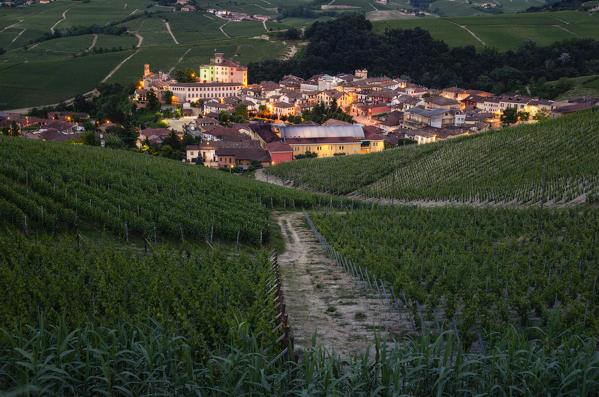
[8,121,20,136]
[162,90,173,105]
[218,110,230,125]
[533,109,551,121]
[233,104,249,122]
[517,111,530,121]
[81,130,98,146]
[146,90,160,112]
[173,68,197,83]
[500,107,518,125]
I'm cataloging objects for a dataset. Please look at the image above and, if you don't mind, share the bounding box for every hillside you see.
[2,0,599,109]
[371,10,599,51]
[265,109,599,206]
[1,136,599,393]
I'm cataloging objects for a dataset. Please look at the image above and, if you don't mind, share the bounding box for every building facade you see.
[169,82,243,103]
[199,52,248,87]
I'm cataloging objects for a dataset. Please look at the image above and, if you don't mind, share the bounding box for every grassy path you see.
[163,19,179,45]
[87,34,98,52]
[101,50,139,83]
[219,21,231,38]
[446,20,486,46]
[50,9,70,35]
[276,212,408,356]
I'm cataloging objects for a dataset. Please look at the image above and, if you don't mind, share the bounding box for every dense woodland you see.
[248,15,599,97]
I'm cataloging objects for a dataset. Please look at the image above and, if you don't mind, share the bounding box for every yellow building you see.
[279,124,385,158]
[199,52,247,87]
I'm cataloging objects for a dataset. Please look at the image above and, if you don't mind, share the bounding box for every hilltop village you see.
[2,51,598,170]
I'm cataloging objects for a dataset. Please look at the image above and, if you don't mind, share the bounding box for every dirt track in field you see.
[276,212,411,357]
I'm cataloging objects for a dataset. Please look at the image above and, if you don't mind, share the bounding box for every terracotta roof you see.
[266,141,293,153]
[322,119,351,126]
[141,128,170,137]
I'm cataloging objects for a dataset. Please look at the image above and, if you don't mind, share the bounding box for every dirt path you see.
[254,169,584,209]
[127,8,139,17]
[101,50,139,83]
[1,19,23,32]
[219,21,231,38]
[2,89,99,114]
[163,19,179,44]
[87,34,98,52]
[262,19,269,32]
[553,24,578,36]
[128,30,143,48]
[447,20,486,46]
[277,212,409,356]
[10,28,26,44]
[280,41,298,60]
[50,9,70,35]
[168,47,192,74]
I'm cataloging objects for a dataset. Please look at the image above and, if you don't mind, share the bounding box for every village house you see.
[137,127,171,147]
[216,147,271,169]
[271,102,295,119]
[404,107,454,129]
[266,141,293,164]
[424,96,461,110]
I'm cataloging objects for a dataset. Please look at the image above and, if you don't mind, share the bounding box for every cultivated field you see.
[266,109,599,206]
[372,11,599,50]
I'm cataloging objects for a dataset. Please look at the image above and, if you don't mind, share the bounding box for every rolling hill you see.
[265,109,599,206]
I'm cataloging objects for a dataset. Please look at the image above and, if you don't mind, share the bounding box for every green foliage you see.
[146,89,160,112]
[0,136,354,245]
[1,321,598,395]
[501,107,518,125]
[0,229,278,353]
[301,100,353,124]
[248,14,599,93]
[294,151,318,160]
[173,68,197,83]
[162,90,173,105]
[266,110,599,204]
[310,205,599,337]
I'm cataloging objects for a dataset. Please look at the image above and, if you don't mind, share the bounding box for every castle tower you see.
[213,53,224,64]
[144,64,150,77]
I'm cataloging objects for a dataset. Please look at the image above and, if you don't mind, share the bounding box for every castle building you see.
[168,82,244,103]
[199,52,248,87]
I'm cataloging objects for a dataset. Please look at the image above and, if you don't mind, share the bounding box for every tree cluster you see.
[248,14,599,98]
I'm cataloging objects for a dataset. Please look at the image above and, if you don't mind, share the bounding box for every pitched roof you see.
[425,96,460,106]
[266,141,293,153]
[322,119,351,126]
[141,128,171,137]
[215,147,271,162]
[249,123,278,143]
[406,107,448,117]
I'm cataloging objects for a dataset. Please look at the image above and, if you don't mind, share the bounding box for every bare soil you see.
[276,212,412,357]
